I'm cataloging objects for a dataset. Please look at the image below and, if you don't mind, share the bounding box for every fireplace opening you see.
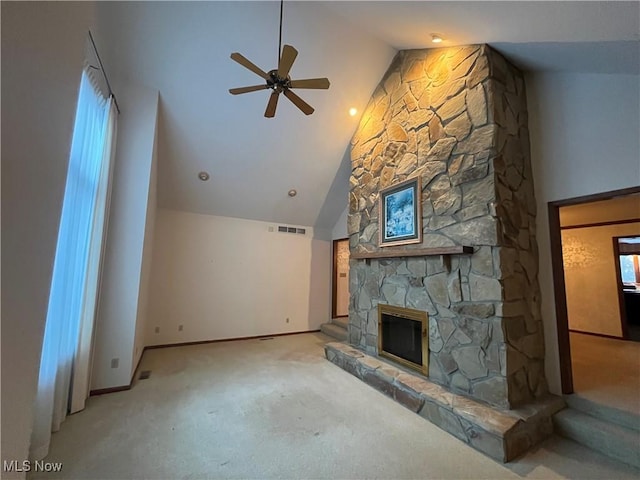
[378,304,429,375]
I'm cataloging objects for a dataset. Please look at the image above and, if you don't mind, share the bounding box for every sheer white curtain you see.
[30,66,117,460]
[70,92,117,414]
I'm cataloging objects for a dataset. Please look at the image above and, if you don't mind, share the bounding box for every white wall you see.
[527,72,640,394]
[91,82,159,390]
[332,206,349,240]
[147,210,330,345]
[1,2,95,474]
[132,119,158,374]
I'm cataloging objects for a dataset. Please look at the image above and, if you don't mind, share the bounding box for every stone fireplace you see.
[347,44,547,410]
[325,44,564,462]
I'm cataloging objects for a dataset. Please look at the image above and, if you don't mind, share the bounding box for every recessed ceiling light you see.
[349,107,358,117]
[431,34,443,44]
[288,189,297,197]
[198,171,210,181]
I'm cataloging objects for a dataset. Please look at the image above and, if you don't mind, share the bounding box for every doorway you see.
[332,238,349,318]
[548,187,640,394]
[615,236,640,341]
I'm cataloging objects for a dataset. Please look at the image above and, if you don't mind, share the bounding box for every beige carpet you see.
[32,333,638,479]
[570,332,640,414]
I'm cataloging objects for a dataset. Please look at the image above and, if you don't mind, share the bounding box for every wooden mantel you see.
[350,246,474,260]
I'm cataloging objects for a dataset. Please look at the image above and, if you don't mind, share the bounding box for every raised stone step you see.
[325,342,565,463]
[564,394,640,432]
[553,407,640,468]
[332,317,348,330]
[320,323,347,341]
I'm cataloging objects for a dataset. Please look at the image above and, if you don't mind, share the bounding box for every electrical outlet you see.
[178,324,183,331]
[155,326,160,334]
[111,358,119,369]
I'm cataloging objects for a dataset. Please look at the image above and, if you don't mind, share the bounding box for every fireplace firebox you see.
[378,304,428,375]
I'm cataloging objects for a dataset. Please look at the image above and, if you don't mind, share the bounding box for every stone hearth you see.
[325,342,565,462]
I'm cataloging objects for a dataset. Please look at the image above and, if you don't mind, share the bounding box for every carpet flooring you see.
[570,331,640,415]
[31,332,639,479]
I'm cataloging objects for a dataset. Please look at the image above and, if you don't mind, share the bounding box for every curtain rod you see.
[88,30,120,114]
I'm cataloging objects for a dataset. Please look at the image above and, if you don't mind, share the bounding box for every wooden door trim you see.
[613,235,636,340]
[548,185,640,394]
[548,202,573,394]
[332,238,349,318]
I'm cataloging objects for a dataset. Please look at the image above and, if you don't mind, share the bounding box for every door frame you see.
[612,237,631,340]
[548,185,640,394]
[614,235,640,340]
[332,238,349,318]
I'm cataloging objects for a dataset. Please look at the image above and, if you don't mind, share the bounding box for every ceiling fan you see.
[229,0,330,118]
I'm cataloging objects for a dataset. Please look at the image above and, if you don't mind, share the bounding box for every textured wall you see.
[562,223,640,337]
[348,45,546,408]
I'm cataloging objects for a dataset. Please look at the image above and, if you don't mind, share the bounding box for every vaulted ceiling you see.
[96,1,639,232]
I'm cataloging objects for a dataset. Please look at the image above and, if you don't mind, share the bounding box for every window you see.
[30,66,117,461]
[618,237,640,285]
[620,254,640,284]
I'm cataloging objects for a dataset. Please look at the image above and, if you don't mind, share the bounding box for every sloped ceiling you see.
[96,1,639,232]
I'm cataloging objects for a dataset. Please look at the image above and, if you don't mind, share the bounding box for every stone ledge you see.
[325,342,565,463]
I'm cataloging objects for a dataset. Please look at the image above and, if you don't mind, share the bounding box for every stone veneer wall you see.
[348,45,547,409]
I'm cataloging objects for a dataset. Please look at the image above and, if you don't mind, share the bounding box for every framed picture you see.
[379,176,422,247]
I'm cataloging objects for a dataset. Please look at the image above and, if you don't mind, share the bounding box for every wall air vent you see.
[275,225,306,235]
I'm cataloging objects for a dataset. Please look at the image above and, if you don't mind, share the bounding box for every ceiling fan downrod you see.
[278,0,284,67]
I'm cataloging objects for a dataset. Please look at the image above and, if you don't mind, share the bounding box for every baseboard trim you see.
[89,345,147,397]
[569,329,625,341]
[130,348,145,383]
[145,329,322,350]
[90,384,130,396]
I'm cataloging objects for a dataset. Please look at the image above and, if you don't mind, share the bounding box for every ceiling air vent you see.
[276,225,306,235]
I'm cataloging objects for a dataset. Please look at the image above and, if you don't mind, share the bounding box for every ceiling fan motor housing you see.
[267,70,291,91]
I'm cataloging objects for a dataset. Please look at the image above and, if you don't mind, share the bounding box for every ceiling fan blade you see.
[265,91,280,118]
[230,52,271,81]
[283,89,314,115]
[289,78,330,90]
[229,84,269,95]
[278,44,298,79]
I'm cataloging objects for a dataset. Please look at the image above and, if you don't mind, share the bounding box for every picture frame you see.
[379,176,422,247]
